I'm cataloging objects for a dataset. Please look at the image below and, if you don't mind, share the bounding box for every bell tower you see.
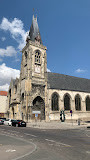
[20,15,48,121]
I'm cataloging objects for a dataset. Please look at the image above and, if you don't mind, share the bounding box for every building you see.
[0,91,7,118]
[7,15,90,122]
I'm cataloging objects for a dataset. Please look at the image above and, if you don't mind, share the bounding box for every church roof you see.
[47,72,90,93]
[0,91,7,96]
[28,15,42,44]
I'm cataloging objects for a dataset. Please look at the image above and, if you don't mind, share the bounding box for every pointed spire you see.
[27,15,42,44]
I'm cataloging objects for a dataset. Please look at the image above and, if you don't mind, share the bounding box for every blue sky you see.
[0,0,90,90]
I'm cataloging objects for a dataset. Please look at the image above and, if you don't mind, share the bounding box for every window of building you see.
[25,51,27,59]
[51,93,59,111]
[14,85,17,94]
[22,93,24,101]
[75,94,81,111]
[64,94,70,110]
[24,51,27,64]
[35,50,41,64]
[86,96,90,111]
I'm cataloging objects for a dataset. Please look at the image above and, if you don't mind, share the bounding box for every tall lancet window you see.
[52,92,59,111]
[75,94,81,111]
[86,96,90,111]
[64,94,70,110]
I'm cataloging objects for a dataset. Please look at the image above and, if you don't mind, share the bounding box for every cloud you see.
[0,17,28,50]
[0,63,20,91]
[0,46,17,57]
[1,37,6,41]
[0,84,9,91]
[75,68,87,73]
[47,68,51,72]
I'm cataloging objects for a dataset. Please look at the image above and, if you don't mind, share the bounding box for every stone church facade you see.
[7,15,90,122]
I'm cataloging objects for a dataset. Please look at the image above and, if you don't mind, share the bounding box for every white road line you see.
[86,151,90,154]
[48,143,53,146]
[86,133,90,137]
[6,149,16,152]
[45,139,55,143]
[45,139,72,147]
[0,133,37,160]
[24,133,37,137]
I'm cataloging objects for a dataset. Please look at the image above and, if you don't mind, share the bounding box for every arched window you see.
[35,50,41,64]
[24,51,27,64]
[52,93,59,111]
[25,51,27,59]
[86,96,90,111]
[14,85,17,94]
[75,94,81,111]
[22,93,24,101]
[64,94,70,110]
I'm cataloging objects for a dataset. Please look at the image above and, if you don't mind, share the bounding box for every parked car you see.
[12,120,26,127]
[0,119,3,125]
[4,119,15,126]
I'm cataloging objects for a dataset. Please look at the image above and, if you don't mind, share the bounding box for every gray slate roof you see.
[47,72,90,93]
[29,15,42,44]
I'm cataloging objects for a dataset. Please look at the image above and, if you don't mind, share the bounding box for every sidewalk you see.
[27,121,90,129]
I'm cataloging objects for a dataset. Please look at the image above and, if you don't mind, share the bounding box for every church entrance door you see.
[32,96,45,120]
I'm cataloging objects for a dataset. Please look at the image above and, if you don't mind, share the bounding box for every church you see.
[7,15,90,122]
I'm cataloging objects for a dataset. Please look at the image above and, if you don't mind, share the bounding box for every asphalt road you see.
[0,125,90,160]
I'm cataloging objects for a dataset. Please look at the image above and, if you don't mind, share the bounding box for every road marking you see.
[0,133,37,160]
[48,143,53,146]
[20,135,23,137]
[45,139,72,147]
[29,139,33,141]
[24,133,37,137]
[86,151,90,154]
[86,133,90,137]
[6,149,16,152]
[45,139,55,143]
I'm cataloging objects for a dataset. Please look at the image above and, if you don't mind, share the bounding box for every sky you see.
[0,0,90,91]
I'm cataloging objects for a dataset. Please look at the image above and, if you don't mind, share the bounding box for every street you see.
[0,125,90,160]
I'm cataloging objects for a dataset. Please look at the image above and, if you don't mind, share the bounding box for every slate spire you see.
[26,15,42,44]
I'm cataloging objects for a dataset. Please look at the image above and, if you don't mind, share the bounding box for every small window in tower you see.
[35,50,41,65]
[24,51,27,65]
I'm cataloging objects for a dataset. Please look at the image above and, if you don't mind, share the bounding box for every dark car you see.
[12,120,26,127]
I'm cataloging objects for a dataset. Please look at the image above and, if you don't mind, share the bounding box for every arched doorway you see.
[32,96,45,120]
